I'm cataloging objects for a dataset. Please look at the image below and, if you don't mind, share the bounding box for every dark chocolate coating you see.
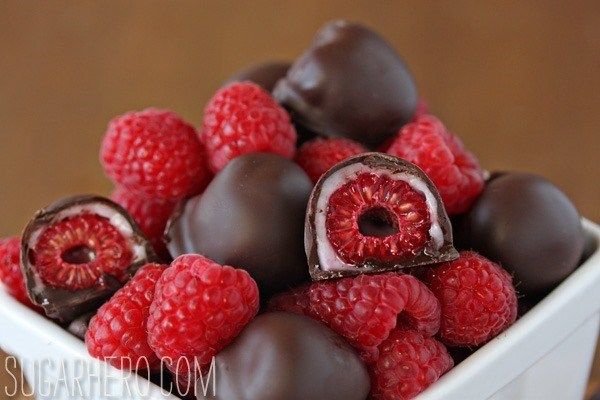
[224,61,291,92]
[273,20,418,148]
[580,229,598,264]
[166,153,312,297]
[21,195,156,322]
[196,312,370,400]
[306,152,458,281]
[67,311,94,339]
[460,173,585,294]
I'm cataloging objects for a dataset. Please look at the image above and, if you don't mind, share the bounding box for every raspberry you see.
[21,195,156,321]
[387,115,484,215]
[368,328,453,400]
[32,214,133,291]
[270,273,440,352]
[147,254,259,385]
[85,263,166,371]
[305,153,458,280]
[426,251,518,347]
[295,138,366,183]
[0,237,38,309]
[326,173,431,265]
[101,108,210,200]
[111,187,175,259]
[200,82,296,173]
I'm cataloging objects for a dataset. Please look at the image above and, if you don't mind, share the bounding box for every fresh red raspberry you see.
[386,115,484,214]
[147,254,259,385]
[101,108,210,200]
[111,187,175,259]
[368,328,453,400]
[270,273,440,352]
[200,82,296,173]
[33,214,133,291]
[426,251,518,347]
[85,263,166,371]
[0,237,38,310]
[295,138,366,183]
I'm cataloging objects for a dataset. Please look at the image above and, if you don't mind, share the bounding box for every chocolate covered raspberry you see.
[21,195,156,322]
[305,153,457,280]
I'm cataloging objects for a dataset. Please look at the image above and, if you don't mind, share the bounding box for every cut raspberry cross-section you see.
[21,195,156,321]
[33,213,133,290]
[326,172,431,265]
[305,153,458,281]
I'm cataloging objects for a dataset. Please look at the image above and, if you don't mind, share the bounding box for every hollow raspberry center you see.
[357,206,399,237]
[325,173,431,265]
[32,214,133,291]
[61,245,96,264]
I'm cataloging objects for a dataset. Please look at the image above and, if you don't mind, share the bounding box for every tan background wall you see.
[0,1,599,237]
[0,1,598,398]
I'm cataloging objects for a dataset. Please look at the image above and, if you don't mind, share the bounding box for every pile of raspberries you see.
[0,81,518,400]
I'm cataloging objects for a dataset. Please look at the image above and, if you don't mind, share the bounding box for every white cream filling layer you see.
[314,164,443,272]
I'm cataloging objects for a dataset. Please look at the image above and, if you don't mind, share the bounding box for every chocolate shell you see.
[166,153,313,297]
[580,229,598,265]
[21,195,156,322]
[196,312,370,400]
[458,173,585,295]
[223,61,291,92]
[273,20,418,148]
[306,152,457,281]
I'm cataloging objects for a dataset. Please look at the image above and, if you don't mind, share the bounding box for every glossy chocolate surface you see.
[196,312,370,400]
[224,61,290,92]
[306,153,457,281]
[580,229,598,264]
[21,195,156,322]
[166,153,312,297]
[273,20,417,148]
[459,173,585,294]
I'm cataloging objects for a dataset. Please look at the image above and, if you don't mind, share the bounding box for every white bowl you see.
[418,219,600,400]
[1,220,598,400]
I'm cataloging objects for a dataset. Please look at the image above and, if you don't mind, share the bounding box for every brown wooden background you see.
[0,1,599,398]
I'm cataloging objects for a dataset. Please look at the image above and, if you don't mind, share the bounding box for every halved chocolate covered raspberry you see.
[21,195,156,322]
[305,153,458,280]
